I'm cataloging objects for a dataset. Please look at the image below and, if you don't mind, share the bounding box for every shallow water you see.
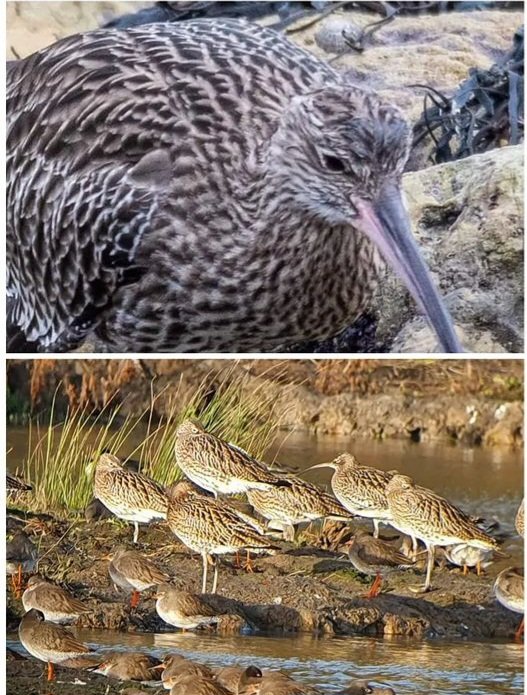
[7,629,525,694]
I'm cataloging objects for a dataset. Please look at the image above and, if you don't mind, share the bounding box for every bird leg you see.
[463,564,468,576]
[242,550,254,573]
[365,572,383,599]
[12,564,23,598]
[47,662,55,682]
[476,561,483,576]
[514,617,524,640]
[133,522,139,544]
[424,543,435,591]
[211,557,219,594]
[373,519,380,539]
[130,590,140,609]
[201,552,209,594]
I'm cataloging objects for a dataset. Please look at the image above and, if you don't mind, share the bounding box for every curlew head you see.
[305,452,359,473]
[95,452,124,472]
[176,419,206,439]
[272,84,461,353]
[386,474,414,493]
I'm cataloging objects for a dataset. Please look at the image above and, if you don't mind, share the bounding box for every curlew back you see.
[7,20,336,351]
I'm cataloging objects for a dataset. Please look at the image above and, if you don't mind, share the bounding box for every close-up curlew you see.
[6,19,462,354]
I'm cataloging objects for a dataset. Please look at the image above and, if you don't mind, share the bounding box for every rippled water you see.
[7,630,525,694]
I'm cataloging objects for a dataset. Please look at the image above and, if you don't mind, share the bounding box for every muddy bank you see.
[7,360,524,446]
[7,514,522,646]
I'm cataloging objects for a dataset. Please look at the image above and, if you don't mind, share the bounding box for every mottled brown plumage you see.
[22,575,90,624]
[386,474,498,590]
[97,652,163,681]
[155,585,219,630]
[6,473,32,491]
[7,20,459,354]
[247,477,352,541]
[93,453,168,543]
[161,654,214,690]
[175,420,288,496]
[346,529,414,597]
[167,482,277,593]
[307,453,392,537]
[515,498,524,538]
[18,609,94,681]
[107,546,169,607]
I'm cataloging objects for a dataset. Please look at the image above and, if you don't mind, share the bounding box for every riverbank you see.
[7,360,524,446]
[7,513,522,646]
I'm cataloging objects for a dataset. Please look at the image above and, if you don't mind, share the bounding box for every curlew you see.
[18,609,96,681]
[493,566,524,640]
[247,477,353,542]
[22,575,90,624]
[345,529,415,598]
[306,453,392,538]
[166,482,278,593]
[515,498,524,538]
[7,20,460,354]
[385,474,498,591]
[6,473,32,492]
[175,420,289,496]
[93,453,168,543]
[105,546,169,608]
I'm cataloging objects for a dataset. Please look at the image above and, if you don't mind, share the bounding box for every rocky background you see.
[6,2,524,352]
[7,358,524,446]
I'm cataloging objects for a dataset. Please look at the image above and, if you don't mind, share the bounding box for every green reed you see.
[17,366,286,515]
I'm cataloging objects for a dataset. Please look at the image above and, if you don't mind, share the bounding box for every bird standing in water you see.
[7,20,460,353]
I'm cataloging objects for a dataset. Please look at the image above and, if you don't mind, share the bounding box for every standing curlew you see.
[166,482,278,593]
[175,420,289,496]
[93,453,168,543]
[247,477,353,542]
[385,474,498,591]
[7,20,461,354]
[305,453,393,538]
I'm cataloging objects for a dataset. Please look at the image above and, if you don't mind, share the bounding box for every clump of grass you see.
[17,365,286,515]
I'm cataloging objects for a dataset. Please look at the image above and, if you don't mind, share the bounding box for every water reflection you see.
[8,630,524,694]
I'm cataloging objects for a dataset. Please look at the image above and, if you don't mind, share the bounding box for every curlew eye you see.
[322,153,346,173]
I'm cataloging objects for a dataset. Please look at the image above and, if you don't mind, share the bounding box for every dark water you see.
[6,427,525,692]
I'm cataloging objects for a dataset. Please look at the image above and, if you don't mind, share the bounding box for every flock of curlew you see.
[7,420,525,694]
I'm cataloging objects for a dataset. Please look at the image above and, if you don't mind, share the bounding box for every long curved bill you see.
[304,462,336,472]
[354,183,462,353]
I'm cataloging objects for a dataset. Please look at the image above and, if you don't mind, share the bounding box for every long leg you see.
[130,590,140,608]
[515,617,524,640]
[366,572,383,599]
[424,543,435,590]
[133,522,139,544]
[373,519,380,539]
[212,557,219,594]
[201,552,208,594]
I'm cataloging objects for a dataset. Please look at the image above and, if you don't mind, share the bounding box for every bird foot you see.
[409,584,433,594]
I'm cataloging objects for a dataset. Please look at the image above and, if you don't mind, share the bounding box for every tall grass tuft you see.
[17,366,286,515]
